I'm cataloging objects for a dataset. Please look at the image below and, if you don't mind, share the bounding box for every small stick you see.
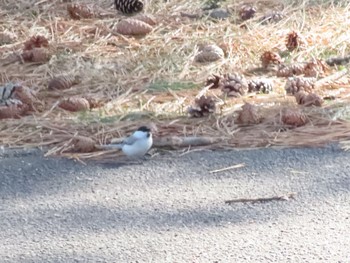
[153,136,220,147]
[209,163,245,174]
[196,83,214,99]
[225,193,296,205]
[42,100,60,118]
[315,68,348,88]
[180,12,202,19]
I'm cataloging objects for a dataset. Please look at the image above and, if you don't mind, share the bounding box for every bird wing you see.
[122,135,138,145]
[98,135,138,150]
[99,143,123,150]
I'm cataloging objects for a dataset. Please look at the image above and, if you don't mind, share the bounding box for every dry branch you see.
[315,68,348,88]
[209,163,245,174]
[225,193,296,205]
[153,136,222,147]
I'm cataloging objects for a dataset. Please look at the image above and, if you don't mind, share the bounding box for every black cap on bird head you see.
[137,126,151,133]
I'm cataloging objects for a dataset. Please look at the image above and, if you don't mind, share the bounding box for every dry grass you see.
[1,0,350,159]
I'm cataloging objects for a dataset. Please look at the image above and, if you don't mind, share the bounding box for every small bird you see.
[102,126,153,157]
[114,0,144,15]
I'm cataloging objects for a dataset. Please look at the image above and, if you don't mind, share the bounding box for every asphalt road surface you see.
[1,145,350,263]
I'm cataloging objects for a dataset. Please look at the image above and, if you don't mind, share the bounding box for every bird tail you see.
[96,143,123,150]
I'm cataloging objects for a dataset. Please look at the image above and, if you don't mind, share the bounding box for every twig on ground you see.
[225,192,296,204]
[180,12,202,19]
[153,136,222,147]
[315,68,348,88]
[339,140,350,151]
[209,163,245,174]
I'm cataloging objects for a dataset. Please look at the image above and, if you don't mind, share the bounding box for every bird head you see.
[133,126,151,138]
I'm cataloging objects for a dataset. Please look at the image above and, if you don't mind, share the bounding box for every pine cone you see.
[23,35,49,51]
[0,100,29,119]
[281,108,307,127]
[194,44,224,63]
[222,73,248,97]
[115,0,144,14]
[71,136,96,152]
[261,51,282,68]
[286,31,307,51]
[236,103,262,124]
[303,59,328,77]
[248,78,273,94]
[12,84,38,109]
[84,96,105,109]
[116,18,153,35]
[239,5,256,20]
[295,91,323,107]
[206,74,221,89]
[188,95,216,117]
[58,97,91,112]
[276,63,306,77]
[48,75,81,90]
[285,77,316,95]
[21,48,51,63]
[67,3,95,19]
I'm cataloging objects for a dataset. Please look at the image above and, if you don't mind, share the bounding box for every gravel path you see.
[0,145,350,262]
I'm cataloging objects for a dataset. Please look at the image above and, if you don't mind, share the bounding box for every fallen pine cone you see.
[58,97,91,112]
[222,73,248,97]
[303,59,328,77]
[295,91,323,107]
[84,97,105,109]
[21,48,51,63]
[70,136,96,152]
[285,76,316,95]
[115,0,144,14]
[0,100,29,119]
[48,75,81,90]
[0,83,42,111]
[236,102,262,124]
[248,78,273,94]
[115,18,153,36]
[23,35,49,51]
[277,63,306,77]
[277,59,328,78]
[188,95,216,117]
[239,4,256,20]
[67,3,95,19]
[286,31,307,51]
[194,44,224,63]
[261,51,282,68]
[12,85,39,109]
[281,108,307,127]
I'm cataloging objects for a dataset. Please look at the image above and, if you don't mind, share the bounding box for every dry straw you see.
[1,0,350,160]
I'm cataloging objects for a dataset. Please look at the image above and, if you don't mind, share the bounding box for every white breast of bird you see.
[122,134,153,157]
